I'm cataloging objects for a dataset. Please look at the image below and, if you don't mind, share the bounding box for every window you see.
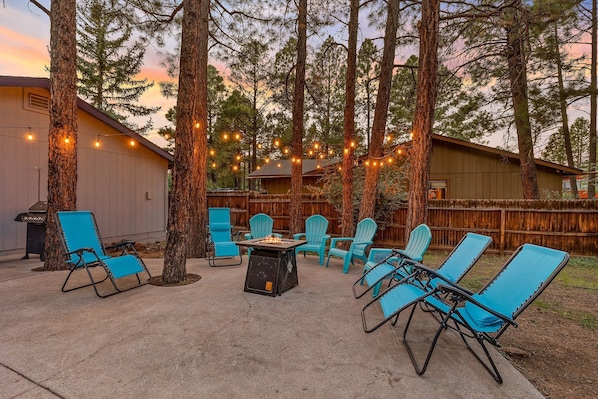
[428,180,447,199]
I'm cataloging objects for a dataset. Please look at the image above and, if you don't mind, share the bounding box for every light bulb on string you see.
[95,135,101,148]
[26,127,33,142]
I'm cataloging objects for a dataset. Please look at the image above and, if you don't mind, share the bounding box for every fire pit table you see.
[236,237,304,297]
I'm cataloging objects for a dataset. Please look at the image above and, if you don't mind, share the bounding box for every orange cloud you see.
[0,25,50,77]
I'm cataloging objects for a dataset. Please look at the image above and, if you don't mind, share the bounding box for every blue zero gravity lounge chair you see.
[362,243,569,384]
[56,211,152,298]
[353,223,432,298]
[361,232,492,327]
[326,217,378,273]
[293,214,330,265]
[207,207,242,267]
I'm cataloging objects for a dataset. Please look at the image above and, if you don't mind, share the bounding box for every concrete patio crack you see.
[0,361,65,399]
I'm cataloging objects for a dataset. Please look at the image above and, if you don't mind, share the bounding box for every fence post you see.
[500,208,506,256]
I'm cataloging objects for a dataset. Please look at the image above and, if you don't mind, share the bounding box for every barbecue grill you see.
[14,201,47,261]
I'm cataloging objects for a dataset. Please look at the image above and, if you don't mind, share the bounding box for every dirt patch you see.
[149,273,201,287]
[498,286,597,399]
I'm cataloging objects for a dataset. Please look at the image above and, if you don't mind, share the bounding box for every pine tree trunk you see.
[187,0,209,258]
[358,0,399,221]
[504,3,539,199]
[163,0,200,283]
[44,0,78,271]
[341,0,359,238]
[289,0,307,236]
[405,0,439,235]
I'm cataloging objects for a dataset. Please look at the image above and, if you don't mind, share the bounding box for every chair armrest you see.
[398,260,474,295]
[294,233,306,240]
[272,233,283,238]
[330,237,353,248]
[244,233,253,240]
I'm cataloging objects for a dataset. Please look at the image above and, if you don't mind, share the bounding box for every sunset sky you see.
[0,1,175,147]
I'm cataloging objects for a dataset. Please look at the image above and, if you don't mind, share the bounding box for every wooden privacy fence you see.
[208,192,598,256]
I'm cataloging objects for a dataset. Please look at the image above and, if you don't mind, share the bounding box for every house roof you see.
[0,76,173,164]
[248,159,336,179]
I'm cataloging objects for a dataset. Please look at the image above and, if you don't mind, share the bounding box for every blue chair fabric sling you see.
[207,207,242,267]
[361,232,492,328]
[326,218,378,273]
[244,213,282,257]
[353,224,432,298]
[56,211,152,298]
[293,214,330,265]
[363,243,569,384]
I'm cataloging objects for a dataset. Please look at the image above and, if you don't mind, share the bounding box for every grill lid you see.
[14,201,48,224]
[29,201,48,213]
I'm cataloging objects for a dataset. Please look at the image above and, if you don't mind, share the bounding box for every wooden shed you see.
[247,159,336,194]
[428,135,581,199]
[0,76,173,257]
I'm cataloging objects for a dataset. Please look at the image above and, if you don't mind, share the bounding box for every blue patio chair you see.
[293,214,330,265]
[326,218,378,273]
[244,213,282,257]
[363,243,569,384]
[207,207,242,267]
[361,232,492,325]
[352,224,432,298]
[56,211,152,298]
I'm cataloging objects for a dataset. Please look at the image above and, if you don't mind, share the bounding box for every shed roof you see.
[249,134,582,179]
[0,76,173,164]
[248,159,336,179]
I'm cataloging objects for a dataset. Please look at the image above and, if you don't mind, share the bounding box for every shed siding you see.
[430,141,563,199]
[0,86,168,256]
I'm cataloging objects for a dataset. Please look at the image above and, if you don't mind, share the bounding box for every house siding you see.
[0,85,169,256]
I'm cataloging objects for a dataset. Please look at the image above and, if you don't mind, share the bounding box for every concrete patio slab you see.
[0,253,543,398]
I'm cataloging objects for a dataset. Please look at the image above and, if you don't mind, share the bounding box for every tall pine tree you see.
[77,0,158,132]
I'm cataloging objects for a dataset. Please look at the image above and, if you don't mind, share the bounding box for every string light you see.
[210,149,215,156]
[95,135,100,148]
[64,136,70,144]
[130,139,136,147]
